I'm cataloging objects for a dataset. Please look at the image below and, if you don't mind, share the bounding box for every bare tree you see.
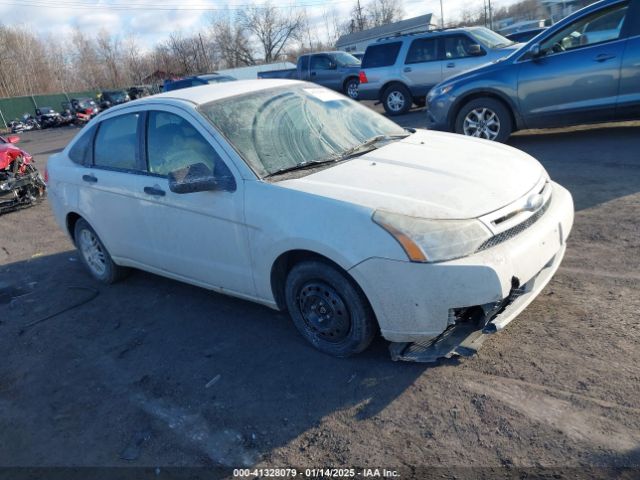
[239,3,305,63]
[368,0,403,27]
[210,14,255,68]
[96,30,121,88]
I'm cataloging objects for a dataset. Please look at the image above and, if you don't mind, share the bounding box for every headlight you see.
[427,84,453,101]
[373,210,492,263]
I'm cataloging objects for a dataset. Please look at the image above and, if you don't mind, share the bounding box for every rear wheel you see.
[455,97,513,142]
[74,218,129,284]
[344,78,359,100]
[382,84,412,116]
[285,261,376,357]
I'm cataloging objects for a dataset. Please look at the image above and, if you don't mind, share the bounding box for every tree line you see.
[0,0,403,98]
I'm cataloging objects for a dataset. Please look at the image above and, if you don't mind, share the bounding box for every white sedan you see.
[46,79,574,361]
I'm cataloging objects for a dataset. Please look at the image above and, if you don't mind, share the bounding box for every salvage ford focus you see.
[46,79,574,362]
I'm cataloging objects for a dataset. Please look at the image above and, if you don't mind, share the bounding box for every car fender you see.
[449,83,525,131]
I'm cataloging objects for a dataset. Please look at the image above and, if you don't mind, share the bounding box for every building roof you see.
[336,14,434,47]
[215,62,296,80]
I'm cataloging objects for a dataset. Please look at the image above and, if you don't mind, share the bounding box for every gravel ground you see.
[0,115,639,478]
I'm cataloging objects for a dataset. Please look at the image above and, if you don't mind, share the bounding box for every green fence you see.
[0,90,99,127]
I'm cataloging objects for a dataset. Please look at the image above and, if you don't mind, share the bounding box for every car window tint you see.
[146,111,227,177]
[405,38,438,64]
[310,55,332,70]
[443,35,477,59]
[68,125,96,165]
[540,3,628,55]
[362,42,402,68]
[300,55,310,71]
[94,114,139,170]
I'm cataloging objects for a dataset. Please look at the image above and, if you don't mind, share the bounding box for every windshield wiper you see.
[264,132,411,179]
[339,133,410,160]
[263,157,340,178]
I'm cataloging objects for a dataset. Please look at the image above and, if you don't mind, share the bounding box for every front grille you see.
[476,195,552,252]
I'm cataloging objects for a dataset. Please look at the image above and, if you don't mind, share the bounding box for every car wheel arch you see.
[450,91,520,132]
[379,80,410,101]
[270,249,374,316]
[343,76,359,92]
[66,211,83,243]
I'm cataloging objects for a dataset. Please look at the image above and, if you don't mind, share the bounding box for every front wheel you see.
[455,97,513,142]
[285,261,377,357]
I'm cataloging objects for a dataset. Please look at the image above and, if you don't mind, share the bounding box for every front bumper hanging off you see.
[389,247,564,363]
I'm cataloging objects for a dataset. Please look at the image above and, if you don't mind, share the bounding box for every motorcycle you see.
[0,135,46,214]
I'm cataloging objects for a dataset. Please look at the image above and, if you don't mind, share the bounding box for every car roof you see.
[374,26,486,45]
[112,79,303,109]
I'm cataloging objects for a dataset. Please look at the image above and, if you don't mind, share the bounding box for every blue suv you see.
[426,0,640,141]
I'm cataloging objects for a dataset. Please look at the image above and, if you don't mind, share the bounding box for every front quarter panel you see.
[244,180,407,304]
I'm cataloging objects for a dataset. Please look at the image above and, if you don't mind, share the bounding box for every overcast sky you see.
[1,0,519,49]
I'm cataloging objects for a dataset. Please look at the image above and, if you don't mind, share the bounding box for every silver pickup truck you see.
[258,51,361,99]
[358,27,521,115]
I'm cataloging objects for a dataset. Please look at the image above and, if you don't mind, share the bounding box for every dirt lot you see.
[1,114,639,478]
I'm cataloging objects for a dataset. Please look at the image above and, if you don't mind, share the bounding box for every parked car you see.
[426,0,639,141]
[358,27,521,115]
[128,85,152,100]
[505,28,546,43]
[257,52,361,99]
[163,74,236,92]
[46,80,573,361]
[99,89,130,109]
[35,106,62,129]
[66,98,99,117]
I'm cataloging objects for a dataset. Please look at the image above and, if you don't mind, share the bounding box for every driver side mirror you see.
[529,43,543,59]
[328,61,337,70]
[468,44,484,56]
[168,162,235,194]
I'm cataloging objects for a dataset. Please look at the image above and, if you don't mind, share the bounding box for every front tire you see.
[382,83,412,116]
[74,218,129,284]
[285,261,377,357]
[455,97,513,142]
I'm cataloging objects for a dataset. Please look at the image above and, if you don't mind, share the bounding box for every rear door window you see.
[300,55,310,71]
[362,42,402,68]
[94,113,141,171]
[405,38,439,64]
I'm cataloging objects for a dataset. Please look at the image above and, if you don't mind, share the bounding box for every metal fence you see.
[0,90,99,128]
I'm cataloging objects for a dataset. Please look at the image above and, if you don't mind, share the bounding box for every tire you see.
[344,78,359,100]
[285,260,377,357]
[382,83,412,116]
[454,97,513,142]
[74,218,129,284]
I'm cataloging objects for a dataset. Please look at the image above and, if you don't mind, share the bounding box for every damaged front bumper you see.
[349,182,574,363]
[389,245,565,362]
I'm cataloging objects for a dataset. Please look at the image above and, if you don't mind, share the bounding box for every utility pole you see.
[439,0,444,29]
[488,0,493,30]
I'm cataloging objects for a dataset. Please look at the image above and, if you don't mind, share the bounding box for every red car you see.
[0,134,45,213]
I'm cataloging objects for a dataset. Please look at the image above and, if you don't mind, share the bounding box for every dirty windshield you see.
[199,85,406,178]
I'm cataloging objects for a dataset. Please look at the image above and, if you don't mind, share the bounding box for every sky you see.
[0,0,519,50]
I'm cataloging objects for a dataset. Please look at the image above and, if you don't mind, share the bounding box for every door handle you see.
[446,62,455,68]
[403,67,412,73]
[144,186,165,197]
[595,53,616,62]
[82,174,97,183]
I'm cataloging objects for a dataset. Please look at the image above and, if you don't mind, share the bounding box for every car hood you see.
[277,130,544,219]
